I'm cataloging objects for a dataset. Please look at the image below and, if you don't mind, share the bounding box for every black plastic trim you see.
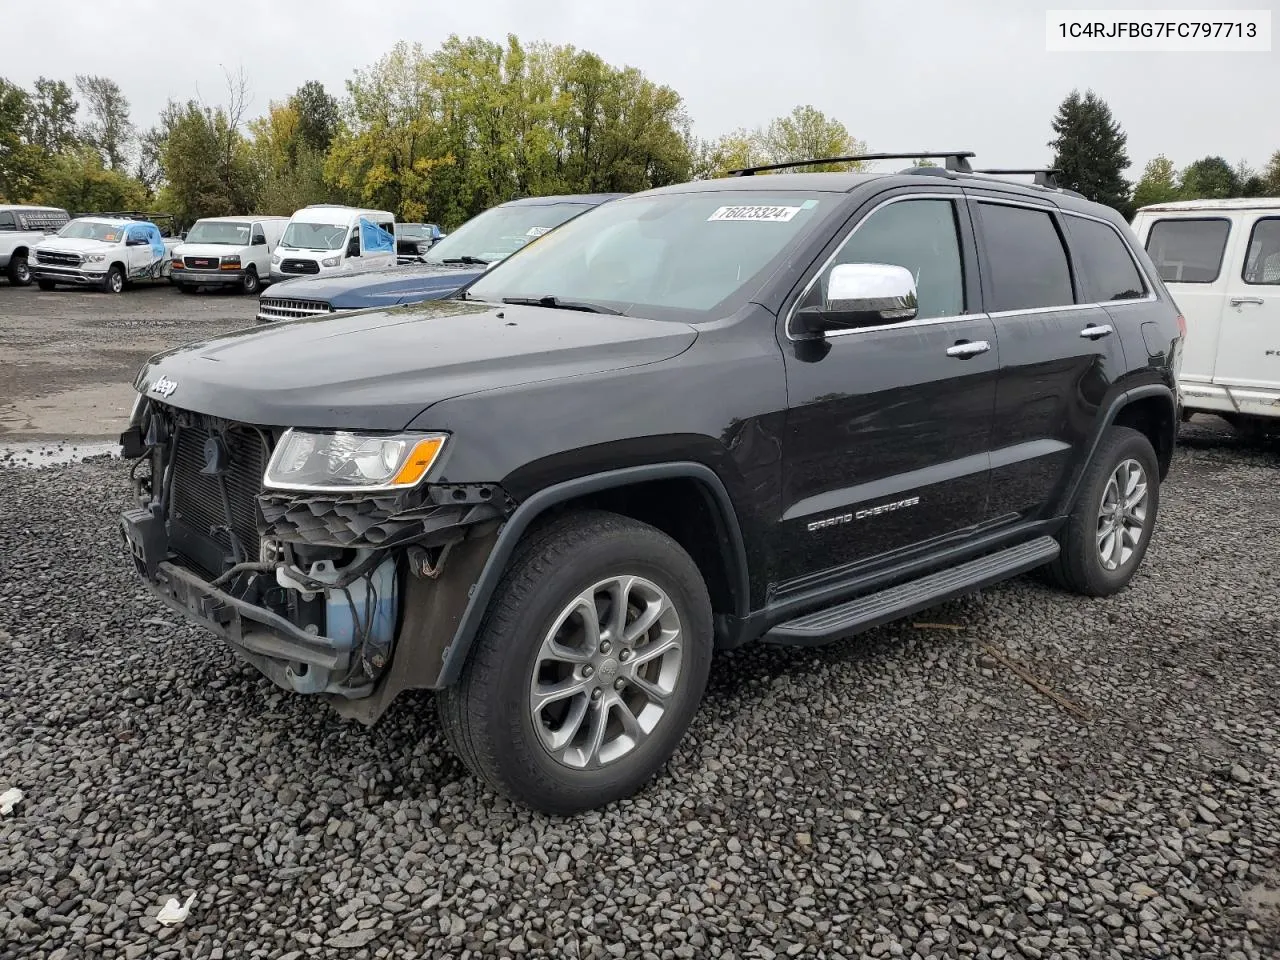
[437,462,752,686]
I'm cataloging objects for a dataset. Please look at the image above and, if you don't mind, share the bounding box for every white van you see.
[1131,198,1280,435]
[271,205,397,281]
[171,215,289,295]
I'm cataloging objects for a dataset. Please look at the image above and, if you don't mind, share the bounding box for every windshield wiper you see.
[441,256,490,265]
[501,296,621,315]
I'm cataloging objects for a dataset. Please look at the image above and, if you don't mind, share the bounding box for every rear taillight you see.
[1176,313,1186,339]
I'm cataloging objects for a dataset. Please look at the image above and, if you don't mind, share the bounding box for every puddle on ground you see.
[0,441,121,468]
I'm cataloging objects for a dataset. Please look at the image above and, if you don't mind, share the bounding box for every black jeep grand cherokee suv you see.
[120,152,1183,814]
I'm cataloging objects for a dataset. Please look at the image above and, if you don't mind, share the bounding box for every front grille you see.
[36,250,81,267]
[185,256,219,269]
[280,259,320,275]
[257,298,333,322]
[170,423,269,571]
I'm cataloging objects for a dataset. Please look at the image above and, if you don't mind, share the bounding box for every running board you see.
[765,536,1060,645]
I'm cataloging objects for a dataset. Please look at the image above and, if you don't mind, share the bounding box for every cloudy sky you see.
[8,0,1277,174]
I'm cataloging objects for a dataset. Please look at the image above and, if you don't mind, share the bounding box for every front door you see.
[126,225,155,278]
[776,194,998,590]
[1215,215,1280,394]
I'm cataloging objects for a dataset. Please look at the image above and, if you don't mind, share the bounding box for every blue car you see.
[256,194,625,323]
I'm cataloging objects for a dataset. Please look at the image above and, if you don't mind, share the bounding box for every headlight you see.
[86,254,106,263]
[263,429,448,492]
[271,254,281,265]
[321,256,341,267]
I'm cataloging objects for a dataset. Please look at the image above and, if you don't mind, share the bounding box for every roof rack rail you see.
[726,151,975,177]
[973,168,1064,190]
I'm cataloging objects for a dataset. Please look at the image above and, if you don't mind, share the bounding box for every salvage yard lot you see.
[1,286,1279,959]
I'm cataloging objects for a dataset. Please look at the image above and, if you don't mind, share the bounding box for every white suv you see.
[1131,198,1280,436]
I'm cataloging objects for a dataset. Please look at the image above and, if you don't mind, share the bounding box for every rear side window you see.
[1243,218,1280,285]
[1067,215,1147,302]
[1144,218,1230,283]
[977,202,1074,312]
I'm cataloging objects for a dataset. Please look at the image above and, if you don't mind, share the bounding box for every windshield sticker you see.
[526,226,552,237]
[707,205,803,223]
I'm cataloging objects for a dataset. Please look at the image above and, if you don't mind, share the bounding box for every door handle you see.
[946,340,990,358]
[1230,297,1265,306]
[1079,324,1114,339]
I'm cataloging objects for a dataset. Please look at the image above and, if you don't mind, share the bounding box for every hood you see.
[265,262,478,308]
[35,236,118,254]
[175,242,244,259]
[134,299,698,431]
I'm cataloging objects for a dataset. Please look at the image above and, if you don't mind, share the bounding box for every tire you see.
[103,265,124,294]
[7,253,31,286]
[437,509,713,815]
[37,279,56,291]
[1043,426,1160,597]
[240,267,260,295]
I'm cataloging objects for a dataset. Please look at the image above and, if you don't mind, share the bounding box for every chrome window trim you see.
[783,192,969,342]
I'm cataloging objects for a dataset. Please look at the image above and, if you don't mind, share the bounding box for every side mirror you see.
[793,262,918,338]
[252,235,267,246]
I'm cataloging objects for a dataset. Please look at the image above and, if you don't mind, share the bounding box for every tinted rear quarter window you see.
[1144,218,1230,283]
[1067,216,1147,301]
[977,202,1074,312]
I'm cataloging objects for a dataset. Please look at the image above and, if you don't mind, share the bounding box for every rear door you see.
[776,191,999,585]
[1138,215,1235,387]
[1215,214,1280,394]
[969,194,1128,522]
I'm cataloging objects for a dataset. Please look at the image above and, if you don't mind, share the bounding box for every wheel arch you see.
[437,462,751,687]
[1057,384,1177,515]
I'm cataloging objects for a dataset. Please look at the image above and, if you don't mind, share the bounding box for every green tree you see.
[27,77,78,154]
[1048,89,1131,213]
[1258,150,1280,196]
[758,104,866,172]
[249,101,334,214]
[1179,156,1239,199]
[76,75,134,170]
[34,144,145,211]
[1132,155,1180,208]
[158,97,258,223]
[290,80,340,153]
[0,78,39,201]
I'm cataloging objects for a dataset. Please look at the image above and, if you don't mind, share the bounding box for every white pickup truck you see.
[31,214,182,293]
[0,205,70,285]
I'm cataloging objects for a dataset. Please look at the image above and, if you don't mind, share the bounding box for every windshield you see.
[185,221,251,245]
[57,220,126,242]
[423,203,592,265]
[463,191,833,319]
[281,221,349,250]
[398,224,436,240]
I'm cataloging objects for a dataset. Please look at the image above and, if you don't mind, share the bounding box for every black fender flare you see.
[437,461,751,686]
[1056,383,1177,514]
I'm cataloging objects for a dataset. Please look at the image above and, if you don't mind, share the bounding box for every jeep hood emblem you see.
[151,376,179,398]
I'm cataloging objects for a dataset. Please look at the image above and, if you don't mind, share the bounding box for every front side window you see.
[0,212,15,230]
[1243,218,1280,285]
[464,191,835,320]
[251,225,266,245]
[818,198,965,322]
[977,202,1074,312]
[1067,215,1147,302]
[1144,218,1230,283]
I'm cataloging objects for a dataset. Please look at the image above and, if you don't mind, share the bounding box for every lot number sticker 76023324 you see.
[707,205,802,223]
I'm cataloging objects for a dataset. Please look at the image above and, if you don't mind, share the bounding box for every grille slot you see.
[256,298,334,322]
[280,258,320,275]
[170,424,268,569]
[36,250,81,267]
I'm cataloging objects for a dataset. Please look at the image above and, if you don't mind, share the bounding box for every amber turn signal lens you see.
[391,436,446,486]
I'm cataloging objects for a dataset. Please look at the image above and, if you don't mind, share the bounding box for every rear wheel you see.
[103,265,124,294]
[7,253,31,286]
[37,279,56,291]
[1044,426,1160,597]
[240,267,260,295]
[438,510,713,815]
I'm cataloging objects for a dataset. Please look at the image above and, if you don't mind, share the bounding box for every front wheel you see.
[240,267,260,295]
[437,510,713,815]
[103,265,124,294]
[7,253,31,286]
[1044,426,1160,597]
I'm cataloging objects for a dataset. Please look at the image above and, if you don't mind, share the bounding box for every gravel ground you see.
[1,416,1278,960]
